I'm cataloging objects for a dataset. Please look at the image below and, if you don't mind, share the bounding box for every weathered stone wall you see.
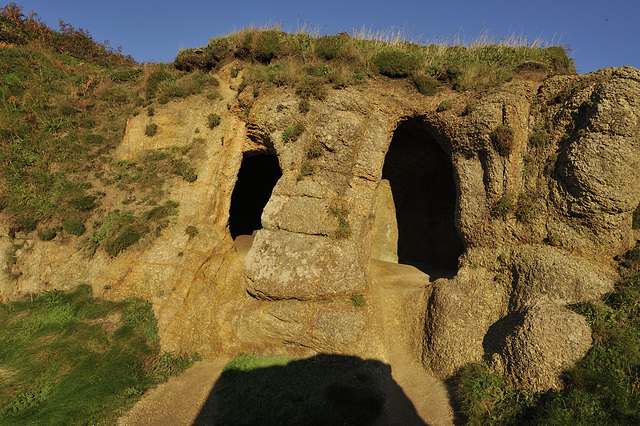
[2,65,640,389]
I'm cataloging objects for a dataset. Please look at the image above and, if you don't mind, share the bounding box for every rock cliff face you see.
[2,64,640,390]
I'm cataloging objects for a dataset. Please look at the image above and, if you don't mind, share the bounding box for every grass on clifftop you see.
[0,284,198,424]
[175,25,574,95]
[455,270,640,425]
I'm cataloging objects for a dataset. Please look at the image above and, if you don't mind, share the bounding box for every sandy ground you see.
[117,360,229,426]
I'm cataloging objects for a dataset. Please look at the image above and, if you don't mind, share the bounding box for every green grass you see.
[0,285,198,425]
[174,26,575,98]
[213,353,385,425]
[328,203,352,239]
[281,122,305,144]
[0,9,216,259]
[349,294,366,308]
[456,270,640,425]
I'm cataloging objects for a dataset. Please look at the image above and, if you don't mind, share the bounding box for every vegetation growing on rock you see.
[0,4,211,258]
[174,26,575,95]
[456,271,640,424]
[3,3,640,425]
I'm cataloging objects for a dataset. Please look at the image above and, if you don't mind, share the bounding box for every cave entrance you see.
[380,117,463,276]
[229,152,282,239]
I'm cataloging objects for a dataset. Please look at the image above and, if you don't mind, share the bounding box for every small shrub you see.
[110,68,143,82]
[328,203,351,239]
[171,158,197,182]
[298,98,310,114]
[372,50,419,78]
[515,192,537,223]
[307,139,324,159]
[349,294,365,308]
[185,225,198,240]
[145,123,158,137]
[15,215,37,233]
[314,34,347,60]
[105,226,142,257]
[147,107,155,117]
[63,220,86,236]
[38,229,57,241]
[282,123,305,144]
[295,77,327,100]
[492,194,513,218]
[491,124,515,156]
[436,101,452,112]
[413,75,438,95]
[546,233,562,247]
[230,67,239,78]
[254,30,281,64]
[297,161,316,181]
[460,104,476,116]
[68,195,96,211]
[207,113,221,129]
[633,202,640,229]
[529,122,551,147]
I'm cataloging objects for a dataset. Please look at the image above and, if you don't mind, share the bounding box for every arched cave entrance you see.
[229,152,282,239]
[381,117,463,274]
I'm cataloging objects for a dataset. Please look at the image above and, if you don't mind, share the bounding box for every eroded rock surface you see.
[2,65,640,392]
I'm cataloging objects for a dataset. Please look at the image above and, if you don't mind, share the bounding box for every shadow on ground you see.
[192,354,426,425]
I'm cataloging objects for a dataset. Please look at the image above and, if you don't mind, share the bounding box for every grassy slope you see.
[0,6,220,259]
[0,285,198,425]
[455,270,640,425]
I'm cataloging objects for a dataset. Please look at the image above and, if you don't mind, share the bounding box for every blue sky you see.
[11,0,640,74]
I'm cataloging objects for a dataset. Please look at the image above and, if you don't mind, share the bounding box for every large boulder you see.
[494,300,592,391]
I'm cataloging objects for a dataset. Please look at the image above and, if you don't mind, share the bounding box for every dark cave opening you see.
[382,118,464,274]
[229,153,282,239]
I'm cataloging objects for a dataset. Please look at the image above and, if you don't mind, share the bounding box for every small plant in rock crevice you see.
[282,122,305,144]
[306,139,324,159]
[460,103,476,116]
[491,194,514,218]
[145,123,158,137]
[529,122,552,147]
[349,294,366,308]
[328,203,351,239]
[632,202,640,229]
[297,161,316,181]
[491,124,515,156]
[515,192,537,223]
[185,225,199,240]
[436,100,452,112]
[207,113,221,129]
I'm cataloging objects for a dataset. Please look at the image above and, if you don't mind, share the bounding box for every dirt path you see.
[371,259,455,426]
[117,359,228,426]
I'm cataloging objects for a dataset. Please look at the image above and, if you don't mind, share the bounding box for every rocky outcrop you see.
[2,64,640,391]
[492,299,593,391]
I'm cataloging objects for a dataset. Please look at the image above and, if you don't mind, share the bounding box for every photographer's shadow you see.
[193,353,426,425]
